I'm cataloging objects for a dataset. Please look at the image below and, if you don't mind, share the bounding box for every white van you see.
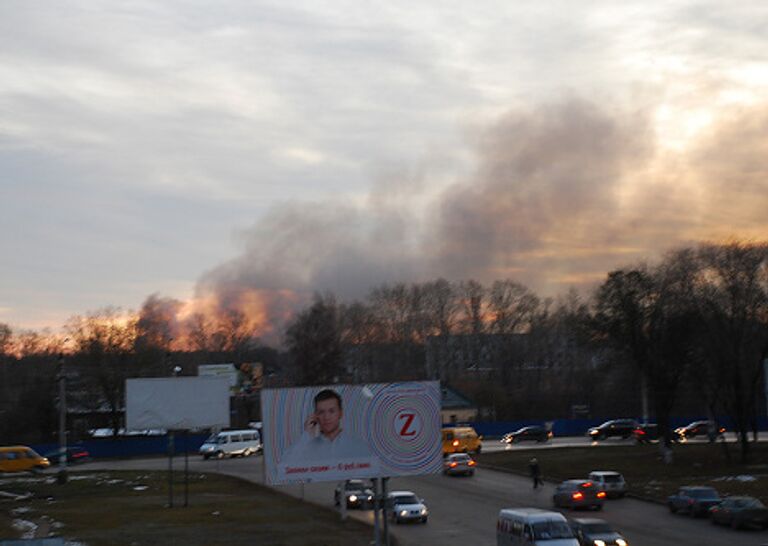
[497,508,579,546]
[199,429,262,459]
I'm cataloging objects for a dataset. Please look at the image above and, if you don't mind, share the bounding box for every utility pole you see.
[57,352,68,484]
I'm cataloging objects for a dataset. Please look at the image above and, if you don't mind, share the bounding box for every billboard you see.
[198,364,238,388]
[126,377,230,430]
[262,381,442,485]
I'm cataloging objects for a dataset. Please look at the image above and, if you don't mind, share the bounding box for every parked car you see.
[43,446,91,465]
[674,420,725,442]
[632,423,659,444]
[587,419,638,441]
[501,425,552,444]
[0,446,50,474]
[588,471,627,498]
[553,480,606,511]
[334,479,374,509]
[388,491,428,524]
[709,496,768,529]
[569,517,629,546]
[667,486,721,517]
[443,453,476,476]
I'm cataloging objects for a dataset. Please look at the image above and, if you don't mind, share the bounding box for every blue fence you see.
[463,416,768,439]
[28,416,768,460]
[32,433,209,460]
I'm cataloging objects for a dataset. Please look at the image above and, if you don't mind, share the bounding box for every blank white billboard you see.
[126,377,230,430]
[262,381,442,485]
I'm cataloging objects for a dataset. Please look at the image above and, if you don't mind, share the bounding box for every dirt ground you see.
[0,470,375,545]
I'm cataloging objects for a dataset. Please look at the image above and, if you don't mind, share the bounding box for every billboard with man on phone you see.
[261,381,442,485]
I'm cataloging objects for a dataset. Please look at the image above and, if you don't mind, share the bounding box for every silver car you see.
[443,453,476,476]
[388,491,428,524]
[588,471,627,498]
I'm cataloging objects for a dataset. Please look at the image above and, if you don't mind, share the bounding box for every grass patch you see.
[477,442,768,503]
[0,471,375,545]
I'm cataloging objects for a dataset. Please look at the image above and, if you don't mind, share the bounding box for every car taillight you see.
[582,482,593,488]
[452,440,459,447]
[450,462,457,467]
[572,492,584,500]
[597,491,606,498]
[468,461,476,466]
[634,428,645,435]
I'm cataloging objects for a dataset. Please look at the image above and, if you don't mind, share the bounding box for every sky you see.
[2,1,768,334]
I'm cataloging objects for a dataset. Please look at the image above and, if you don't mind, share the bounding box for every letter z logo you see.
[395,409,421,440]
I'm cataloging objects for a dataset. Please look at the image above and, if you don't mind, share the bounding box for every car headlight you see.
[349,495,357,502]
[593,541,605,546]
[420,508,428,515]
[616,539,627,546]
[400,510,408,517]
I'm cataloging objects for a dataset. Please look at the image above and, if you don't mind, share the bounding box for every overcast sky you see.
[2,1,768,331]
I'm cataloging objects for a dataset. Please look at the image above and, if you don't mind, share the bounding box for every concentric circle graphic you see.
[365,383,442,473]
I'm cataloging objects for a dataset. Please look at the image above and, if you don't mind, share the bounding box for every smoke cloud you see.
[189,97,768,339]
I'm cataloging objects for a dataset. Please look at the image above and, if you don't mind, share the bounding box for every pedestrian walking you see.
[529,457,543,489]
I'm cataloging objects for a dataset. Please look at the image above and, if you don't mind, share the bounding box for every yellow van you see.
[0,446,50,473]
[442,426,483,455]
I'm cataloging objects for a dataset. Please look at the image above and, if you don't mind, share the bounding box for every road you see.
[80,452,768,546]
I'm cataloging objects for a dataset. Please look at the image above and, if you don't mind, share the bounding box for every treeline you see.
[285,242,768,462]
[2,241,767,462]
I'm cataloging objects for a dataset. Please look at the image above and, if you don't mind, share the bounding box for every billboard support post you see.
[372,478,381,546]
[382,477,390,546]
[184,430,189,508]
[167,431,174,508]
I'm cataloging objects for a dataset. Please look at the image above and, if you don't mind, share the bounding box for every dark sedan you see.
[569,518,629,546]
[668,486,721,517]
[587,419,638,441]
[709,496,768,530]
[501,425,552,444]
[43,446,91,465]
[674,420,725,442]
[553,480,606,511]
[334,479,374,509]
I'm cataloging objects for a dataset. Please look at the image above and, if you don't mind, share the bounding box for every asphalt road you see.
[79,452,768,546]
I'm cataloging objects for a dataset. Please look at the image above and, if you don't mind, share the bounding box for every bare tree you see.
[66,308,139,436]
[694,242,768,462]
[593,256,697,458]
[284,293,343,386]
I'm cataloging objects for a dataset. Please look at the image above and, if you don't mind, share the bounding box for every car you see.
[442,426,482,455]
[667,486,721,517]
[587,419,638,441]
[443,453,476,476]
[709,496,768,529]
[553,480,606,511]
[632,423,658,444]
[199,429,262,459]
[588,471,627,498]
[43,446,91,465]
[569,517,629,546]
[501,425,552,444]
[674,420,725,442]
[0,446,50,474]
[388,490,428,524]
[334,479,374,509]
[498,508,579,545]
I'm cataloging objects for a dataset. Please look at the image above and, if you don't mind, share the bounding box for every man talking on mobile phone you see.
[281,388,374,466]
